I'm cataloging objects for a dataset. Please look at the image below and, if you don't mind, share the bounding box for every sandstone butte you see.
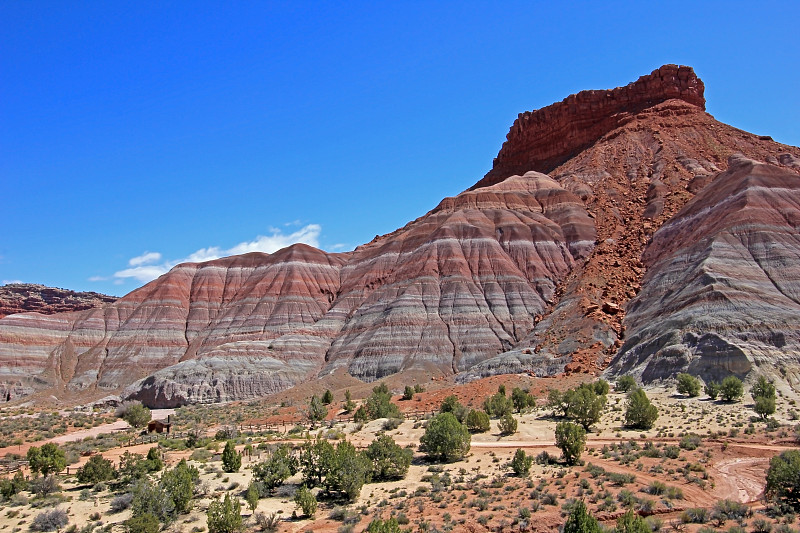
[0,284,116,320]
[1,65,799,407]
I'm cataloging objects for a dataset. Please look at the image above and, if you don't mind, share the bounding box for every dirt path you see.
[711,456,770,503]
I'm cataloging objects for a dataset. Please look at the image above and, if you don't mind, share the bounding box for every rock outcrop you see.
[476,65,706,188]
[0,284,116,319]
[1,65,799,405]
[606,155,800,386]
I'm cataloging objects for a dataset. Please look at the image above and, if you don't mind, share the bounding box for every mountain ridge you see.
[2,65,799,406]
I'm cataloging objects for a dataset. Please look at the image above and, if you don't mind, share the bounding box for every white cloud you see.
[107,224,322,285]
[128,252,162,267]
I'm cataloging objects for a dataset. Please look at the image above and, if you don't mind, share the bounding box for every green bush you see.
[245,482,259,513]
[76,454,116,484]
[564,385,606,430]
[511,387,536,412]
[27,443,66,476]
[765,449,800,509]
[322,389,334,405]
[705,380,720,400]
[510,449,533,477]
[752,375,777,419]
[294,486,317,517]
[719,376,744,402]
[440,395,469,423]
[207,493,242,533]
[465,409,490,433]
[403,386,414,401]
[367,517,402,533]
[676,373,701,397]
[420,412,471,462]
[222,440,242,473]
[616,509,650,533]
[364,435,412,481]
[254,444,298,493]
[483,388,513,418]
[555,422,586,466]
[118,402,152,429]
[124,512,160,533]
[615,375,636,393]
[160,459,198,514]
[498,413,518,435]
[308,394,328,425]
[363,383,401,420]
[30,508,68,532]
[624,389,658,429]
[562,500,601,533]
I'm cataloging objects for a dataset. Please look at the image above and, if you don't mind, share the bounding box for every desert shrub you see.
[31,508,69,531]
[403,386,414,401]
[616,375,636,393]
[752,376,777,419]
[679,434,702,450]
[616,509,649,533]
[30,475,61,497]
[624,389,658,429]
[676,373,701,397]
[364,434,412,481]
[720,376,744,402]
[382,417,402,431]
[294,486,317,517]
[705,380,721,400]
[145,446,164,471]
[420,412,471,462]
[110,492,134,512]
[76,454,116,484]
[117,401,152,428]
[440,395,469,423]
[125,513,160,533]
[498,413,518,435]
[663,445,681,459]
[254,512,280,532]
[681,508,709,523]
[343,390,356,413]
[245,482,260,513]
[510,449,533,477]
[751,518,773,533]
[207,493,242,533]
[222,440,242,473]
[562,500,601,533]
[160,459,198,514]
[324,441,371,501]
[367,517,401,533]
[765,449,800,509]
[644,481,666,495]
[465,409,490,433]
[555,422,585,466]
[711,499,750,523]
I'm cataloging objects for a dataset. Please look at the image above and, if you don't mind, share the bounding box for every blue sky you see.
[2,1,798,296]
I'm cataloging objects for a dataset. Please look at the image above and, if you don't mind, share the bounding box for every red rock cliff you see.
[0,284,116,319]
[475,65,705,188]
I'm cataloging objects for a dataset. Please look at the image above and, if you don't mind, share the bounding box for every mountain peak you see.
[475,65,705,188]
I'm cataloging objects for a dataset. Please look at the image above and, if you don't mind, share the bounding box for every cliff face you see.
[476,65,705,188]
[607,155,800,386]
[2,65,799,405]
[0,284,116,319]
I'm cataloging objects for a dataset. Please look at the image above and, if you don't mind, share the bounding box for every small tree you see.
[324,441,370,501]
[364,435,412,481]
[254,445,298,493]
[615,375,636,393]
[555,421,586,466]
[245,482,259,513]
[563,500,601,533]
[222,440,242,473]
[720,376,744,402]
[160,459,198,514]
[676,373,701,397]
[465,409,490,433]
[146,446,164,472]
[705,380,720,400]
[751,375,776,419]
[403,385,414,400]
[564,386,606,431]
[308,395,327,426]
[483,389,513,418]
[76,454,116,484]
[207,493,243,533]
[118,402,152,428]
[440,395,469,423]
[510,448,533,476]
[511,387,536,413]
[321,389,334,405]
[624,388,658,430]
[364,383,401,420]
[420,412,471,462]
[765,449,800,510]
[498,413,518,436]
[343,389,356,413]
[124,512,160,533]
[27,443,66,476]
[294,486,317,517]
